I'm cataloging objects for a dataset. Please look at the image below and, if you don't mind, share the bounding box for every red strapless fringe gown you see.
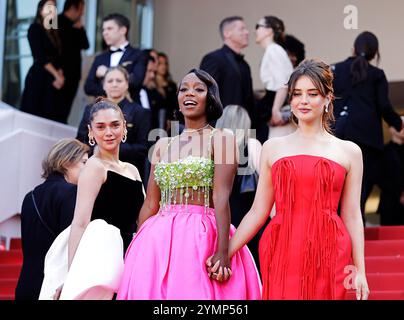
[259,155,352,300]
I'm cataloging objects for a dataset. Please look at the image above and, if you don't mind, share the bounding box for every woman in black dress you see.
[20,0,64,122]
[48,98,145,300]
[15,138,89,300]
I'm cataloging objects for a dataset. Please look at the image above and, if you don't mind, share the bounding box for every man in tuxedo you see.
[200,16,255,127]
[84,13,147,100]
[58,0,89,124]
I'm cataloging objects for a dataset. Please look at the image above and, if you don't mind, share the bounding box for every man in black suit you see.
[58,0,89,124]
[200,16,255,127]
[84,13,147,101]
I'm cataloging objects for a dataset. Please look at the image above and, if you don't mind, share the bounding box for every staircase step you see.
[346,289,404,300]
[367,273,404,291]
[366,256,404,273]
[365,240,404,256]
[365,226,404,240]
[0,250,23,264]
[9,239,22,250]
[0,278,18,295]
[0,264,22,279]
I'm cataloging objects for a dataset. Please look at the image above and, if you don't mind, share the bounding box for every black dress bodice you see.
[91,171,144,251]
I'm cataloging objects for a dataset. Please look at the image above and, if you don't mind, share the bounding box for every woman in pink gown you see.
[117,69,261,300]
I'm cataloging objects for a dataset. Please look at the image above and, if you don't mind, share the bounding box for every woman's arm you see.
[228,141,274,258]
[208,130,237,281]
[136,138,169,229]
[270,86,289,126]
[339,142,369,300]
[67,159,105,269]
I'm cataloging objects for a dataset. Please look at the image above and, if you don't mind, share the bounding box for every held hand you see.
[205,252,232,282]
[270,109,285,126]
[96,65,108,79]
[354,272,370,300]
[53,284,64,300]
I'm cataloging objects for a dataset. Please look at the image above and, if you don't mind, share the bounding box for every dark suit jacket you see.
[15,173,76,300]
[76,98,152,176]
[332,57,403,150]
[84,45,147,100]
[200,45,255,121]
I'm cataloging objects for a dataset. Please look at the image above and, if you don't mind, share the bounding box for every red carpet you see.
[0,239,22,300]
[0,228,404,300]
[360,226,404,300]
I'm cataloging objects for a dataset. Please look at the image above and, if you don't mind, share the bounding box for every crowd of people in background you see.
[14,2,404,301]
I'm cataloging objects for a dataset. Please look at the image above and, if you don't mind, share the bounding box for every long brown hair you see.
[34,0,62,55]
[288,59,335,133]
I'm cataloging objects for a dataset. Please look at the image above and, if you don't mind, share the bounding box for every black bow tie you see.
[110,48,123,54]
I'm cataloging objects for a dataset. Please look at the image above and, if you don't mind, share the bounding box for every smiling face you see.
[178,73,208,121]
[89,108,125,152]
[290,75,329,125]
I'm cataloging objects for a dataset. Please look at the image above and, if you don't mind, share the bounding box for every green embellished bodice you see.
[154,156,214,207]
[154,129,216,208]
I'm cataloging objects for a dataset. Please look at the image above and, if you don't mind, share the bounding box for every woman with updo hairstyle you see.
[254,15,294,143]
[40,98,145,300]
[77,66,151,181]
[332,31,404,224]
[224,59,369,300]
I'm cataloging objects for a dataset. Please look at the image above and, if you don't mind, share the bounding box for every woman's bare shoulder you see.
[124,162,142,181]
[334,137,362,158]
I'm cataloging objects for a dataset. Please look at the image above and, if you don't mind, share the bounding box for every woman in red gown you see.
[210,59,369,300]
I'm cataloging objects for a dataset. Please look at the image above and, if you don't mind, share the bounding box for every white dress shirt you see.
[109,41,129,67]
[260,42,294,91]
[139,88,150,110]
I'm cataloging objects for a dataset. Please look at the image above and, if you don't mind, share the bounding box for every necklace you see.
[183,123,210,133]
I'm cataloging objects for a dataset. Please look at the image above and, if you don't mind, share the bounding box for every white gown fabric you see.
[39,219,124,300]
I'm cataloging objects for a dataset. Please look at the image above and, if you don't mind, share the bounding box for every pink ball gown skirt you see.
[117,204,262,300]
